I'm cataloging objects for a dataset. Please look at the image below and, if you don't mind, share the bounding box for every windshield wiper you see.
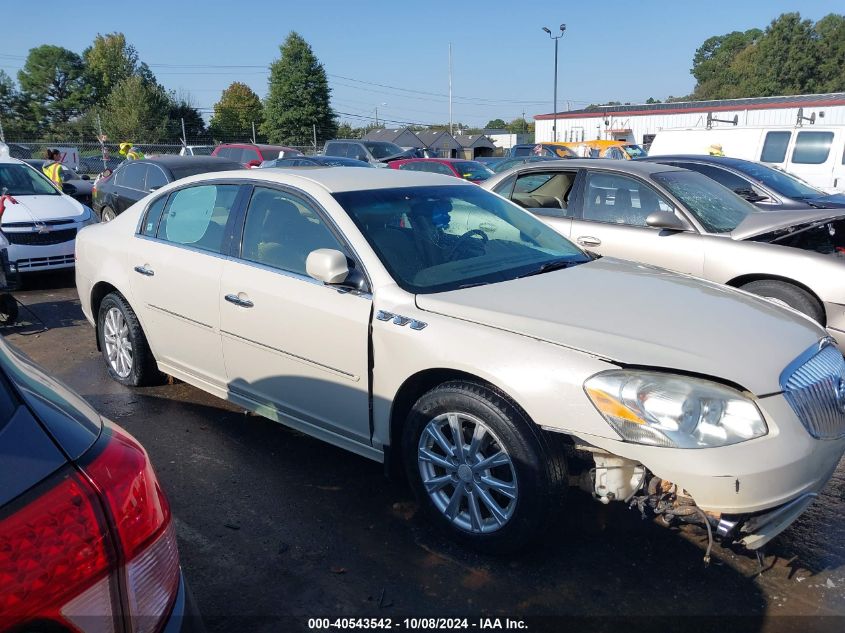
[519,258,583,278]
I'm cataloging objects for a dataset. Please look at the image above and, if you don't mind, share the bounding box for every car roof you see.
[134,155,241,169]
[173,165,469,193]
[217,143,295,150]
[638,154,757,169]
[499,158,685,176]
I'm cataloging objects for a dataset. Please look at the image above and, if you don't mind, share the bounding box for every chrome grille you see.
[781,342,845,440]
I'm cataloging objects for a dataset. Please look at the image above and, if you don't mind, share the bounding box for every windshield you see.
[364,142,404,159]
[653,170,755,233]
[453,161,494,181]
[334,185,589,294]
[733,161,823,200]
[621,145,647,159]
[0,163,59,196]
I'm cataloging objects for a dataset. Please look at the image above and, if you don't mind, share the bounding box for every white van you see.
[649,126,845,193]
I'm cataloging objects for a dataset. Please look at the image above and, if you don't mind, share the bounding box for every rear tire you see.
[97,292,162,386]
[740,280,824,323]
[0,294,18,325]
[402,380,567,553]
[100,206,116,222]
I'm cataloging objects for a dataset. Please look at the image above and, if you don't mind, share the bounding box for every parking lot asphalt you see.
[6,271,845,632]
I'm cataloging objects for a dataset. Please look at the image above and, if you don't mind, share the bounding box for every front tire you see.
[97,292,161,386]
[402,381,567,552]
[740,280,824,323]
[100,206,116,222]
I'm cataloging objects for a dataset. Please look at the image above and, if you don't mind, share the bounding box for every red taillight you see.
[0,424,179,633]
[0,468,115,629]
[85,427,171,560]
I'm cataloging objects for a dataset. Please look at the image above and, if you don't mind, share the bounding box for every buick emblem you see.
[35,222,50,234]
[836,378,845,414]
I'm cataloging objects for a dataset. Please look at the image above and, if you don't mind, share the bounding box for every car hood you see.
[731,209,845,240]
[0,194,84,224]
[415,258,824,395]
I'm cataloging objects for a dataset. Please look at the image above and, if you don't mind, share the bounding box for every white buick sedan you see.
[76,168,845,552]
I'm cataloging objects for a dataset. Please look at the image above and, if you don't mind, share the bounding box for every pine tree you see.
[261,32,336,146]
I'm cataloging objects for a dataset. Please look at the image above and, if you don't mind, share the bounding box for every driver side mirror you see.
[306,249,349,285]
[646,210,692,232]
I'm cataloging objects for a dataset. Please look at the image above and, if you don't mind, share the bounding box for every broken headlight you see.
[584,370,767,448]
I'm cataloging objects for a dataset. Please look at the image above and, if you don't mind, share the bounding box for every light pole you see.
[374,102,387,127]
[542,24,566,142]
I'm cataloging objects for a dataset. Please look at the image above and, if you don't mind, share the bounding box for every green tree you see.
[209,82,263,141]
[505,117,532,134]
[815,14,845,92]
[690,29,761,99]
[167,92,207,142]
[99,75,169,141]
[83,32,154,105]
[336,122,364,139]
[18,45,90,134]
[0,70,33,138]
[261,32,336,145]
[484,118,506,129]
[645,97,662,104]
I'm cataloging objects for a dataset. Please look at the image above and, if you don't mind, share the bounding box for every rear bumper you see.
[163,572,205,633]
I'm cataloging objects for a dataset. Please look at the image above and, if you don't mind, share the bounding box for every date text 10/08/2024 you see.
[308,618,528,630]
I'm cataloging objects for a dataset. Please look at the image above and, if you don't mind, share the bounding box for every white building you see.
[534,92,845,145]
[483,129,531,151]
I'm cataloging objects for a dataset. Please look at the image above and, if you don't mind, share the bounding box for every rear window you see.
[760,131,791,163]
[791,131,834,165]
[169,160,242,180]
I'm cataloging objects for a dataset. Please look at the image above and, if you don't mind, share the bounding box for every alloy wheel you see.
[103,307,133,378]
[417,412,518,534]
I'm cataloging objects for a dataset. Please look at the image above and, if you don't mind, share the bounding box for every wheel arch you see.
[384,367,558,478]
[90,281,123,351]
[725,273,826,325]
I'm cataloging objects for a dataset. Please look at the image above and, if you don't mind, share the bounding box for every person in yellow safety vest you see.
[119,142,145,161]
[41,149,64,186]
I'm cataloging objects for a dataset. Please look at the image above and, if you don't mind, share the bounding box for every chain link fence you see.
[6,140,322,174]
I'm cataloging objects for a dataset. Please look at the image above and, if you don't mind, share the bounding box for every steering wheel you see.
[447,229,488,260]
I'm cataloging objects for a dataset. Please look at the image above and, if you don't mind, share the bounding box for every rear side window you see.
[792,131,834,165]
[120,163,147,190]
[157,184,240,253]
[324,142,345,157]
[146,166,168,191]
[760,131,791,163]
[141,195,168,237]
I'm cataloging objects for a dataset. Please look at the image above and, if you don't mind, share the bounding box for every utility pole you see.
[251,121,257,144]
[180,118,187,150]
[542,24,566,142]
[0,118,5,143]
[313,124,317,153]
[448,43,453,136]
[375,106,379,127]
[96,112,108,171]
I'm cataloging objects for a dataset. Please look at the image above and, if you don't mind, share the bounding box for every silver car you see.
[484,160,845,351]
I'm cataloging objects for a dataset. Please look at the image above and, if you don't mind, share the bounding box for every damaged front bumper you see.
[569,393,845,550]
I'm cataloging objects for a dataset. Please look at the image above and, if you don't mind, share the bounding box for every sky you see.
[1,0,838,128]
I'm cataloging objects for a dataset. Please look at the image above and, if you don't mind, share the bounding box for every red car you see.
[212,143,303,168]
[389,158,494,183]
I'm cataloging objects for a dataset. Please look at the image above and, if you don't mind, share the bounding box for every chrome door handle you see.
[133,265,154,276]
[224,293,254,308]
[577,236,601,247]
